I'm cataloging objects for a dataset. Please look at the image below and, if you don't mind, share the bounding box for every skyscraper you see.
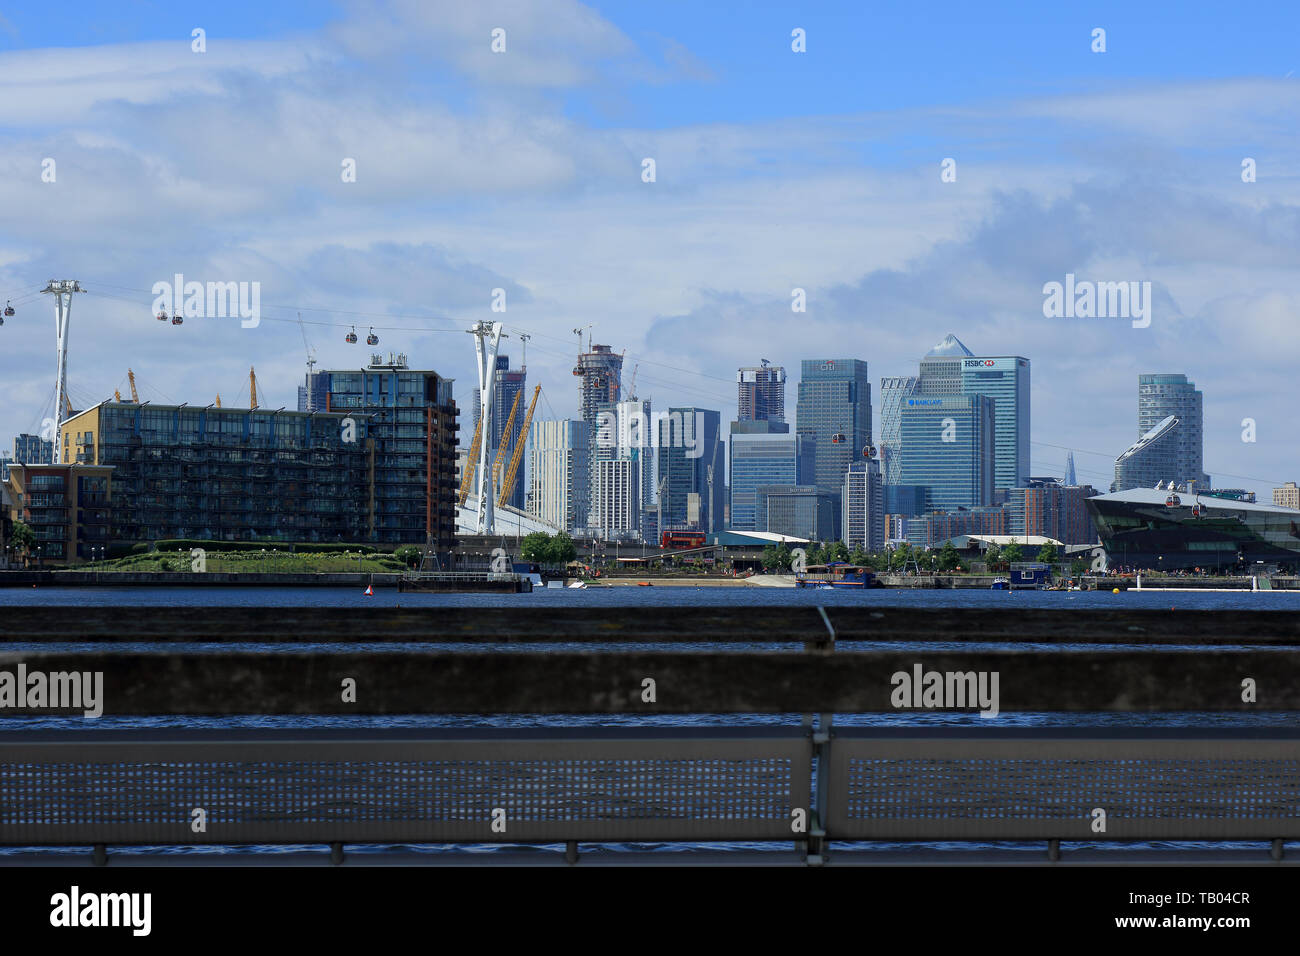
[1112,415,1183,492]
[1138,374,1209,488]
[590,398,652,540]
[842,458,885,551]
[528,419,589,533]
[575,343,622,533]
[657,408,724,533]
[737,361,786,423]
[898,394,996,511]
[795,359,871,538]
[727,422,811,532]
[913,335,1029,493]
[879,375,919,485]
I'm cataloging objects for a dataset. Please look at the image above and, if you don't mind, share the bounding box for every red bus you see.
[661,530,706,549]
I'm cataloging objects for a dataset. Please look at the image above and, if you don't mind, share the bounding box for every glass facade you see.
[959,357,1030,491]
[324,360,458,547]
[1088,488,1300,570]
[658,408,724,532]
[878,376,918,485]
[737,363,786,422]
[70,403,372,544]
[728,427,806,532]
[795,359,871,539]
[1137,373,1208,488]
[898,395,995,511]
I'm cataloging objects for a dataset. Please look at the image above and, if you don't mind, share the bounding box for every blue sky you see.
[1,1,1299,493]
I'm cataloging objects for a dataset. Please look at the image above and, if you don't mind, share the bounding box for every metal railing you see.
[1,606,1298,865]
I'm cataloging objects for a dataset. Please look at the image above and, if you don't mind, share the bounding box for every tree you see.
[519,532,552,563]
[984,543,1001,570]
[826,541,850,563]
[889,543,913,572]
[1002,542,1024,565]
[547,532,577,565]
[775,544,793,571]
[1070,558,1088,578]
[937,541,960,571]
[849,546,869,567]
[10,522,34,567]
[761,545,778,571]
[1037,543,1060,565]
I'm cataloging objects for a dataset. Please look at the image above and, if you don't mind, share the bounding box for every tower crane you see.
[498,385,541,507]
[571,325,592,376]
[490,389,523,494]
[250,367,259,410]
[128,369,140,403]
[297,312,318,411]
[457,418,483,506]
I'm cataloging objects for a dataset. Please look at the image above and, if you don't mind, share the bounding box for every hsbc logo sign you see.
[964,359,996,368]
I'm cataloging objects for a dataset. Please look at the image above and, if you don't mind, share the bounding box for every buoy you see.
[364,584,373,596]
[1112,588,1119,594]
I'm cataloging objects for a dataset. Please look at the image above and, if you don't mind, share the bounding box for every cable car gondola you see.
[3,301,14,317]
[345,327,358,344]
[156,311,168,321]
[1165,494,1181,507]
[831,433,846,444]
[1191,504,1201,518]
[171,314,184,325]
[366,328,379,345]
[863,444,875,459]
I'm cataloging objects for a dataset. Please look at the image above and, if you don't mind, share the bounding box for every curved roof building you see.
[1086,487,1300,570]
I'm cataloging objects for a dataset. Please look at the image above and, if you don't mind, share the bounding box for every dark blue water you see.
[1,584,1297,610]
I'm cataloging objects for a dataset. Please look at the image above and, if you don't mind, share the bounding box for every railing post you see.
[803,607,835,866]
[92,843,107,866]
[1271,839,1284,862]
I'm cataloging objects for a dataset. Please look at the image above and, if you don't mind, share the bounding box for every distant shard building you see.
[1064,451,1077,486]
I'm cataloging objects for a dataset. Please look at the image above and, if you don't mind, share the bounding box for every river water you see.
[2,584,1298,609]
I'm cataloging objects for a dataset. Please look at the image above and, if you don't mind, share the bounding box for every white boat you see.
[567,580,587,589]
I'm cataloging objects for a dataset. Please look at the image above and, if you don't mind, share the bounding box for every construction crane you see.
[249,367,259,410]
[571,325,592,376]
[128,369,139,403]
[498,385,540,507]
[627,363,639,400]
[215,395,222,408]
[297,312,318,411]
[114,390,121,402]
[457,418,483,507]
[490,389,523,494]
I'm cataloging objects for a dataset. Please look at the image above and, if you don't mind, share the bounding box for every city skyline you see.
[3,2,1300,501]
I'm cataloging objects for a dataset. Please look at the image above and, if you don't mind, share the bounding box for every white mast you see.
[42,279,85,463]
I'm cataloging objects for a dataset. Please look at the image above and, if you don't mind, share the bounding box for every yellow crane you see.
[457,418,483,506]
[498,385,540,507]
[490,389,523,495]
[215,395,222,408]
[249,367,259,410]
[128,369,140,403]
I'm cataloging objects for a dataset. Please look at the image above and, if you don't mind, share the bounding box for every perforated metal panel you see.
[0,729,811,845]
[828,730,1300,840]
